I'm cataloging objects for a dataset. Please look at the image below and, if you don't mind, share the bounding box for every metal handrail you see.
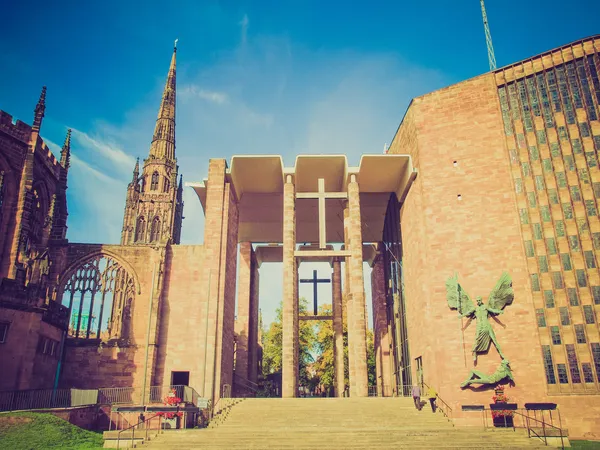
[232,373,259,394]
[116,413,162,449]
[422,382,453,420]
[515,409,564,449]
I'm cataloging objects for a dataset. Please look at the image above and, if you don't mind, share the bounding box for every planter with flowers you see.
[489,386,517,428]
[157,389,184,429]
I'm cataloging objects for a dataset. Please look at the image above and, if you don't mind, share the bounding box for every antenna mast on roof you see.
[480,0,497,71]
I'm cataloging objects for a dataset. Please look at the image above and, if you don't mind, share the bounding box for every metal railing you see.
[481,407,565,449]
[116,413,162,449]
[232,373,259,396]
[422,382,453,420]
[0,388,98,412]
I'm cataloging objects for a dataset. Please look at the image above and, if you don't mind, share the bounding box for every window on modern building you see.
[557,363,569,384]
[520,209,529,225]
[560,253,572,271]
[576,269,587,288]
[577,218,589,236]
[566,344,581,383]
[522,162,531,177]
[528,192,538,208]
[578,168,590,185]
[568,235,580,251]
[582,363,594,383]
[580,122,591,137]
[541,206,551,222]
[556,172,567,188]
[586,152,598,168]
[538,256,549,273]
[542,345,557,384]
[509,149,518,164]
[584,305,595,324]
[525,240,534,257]
[551,326,561,345]
[0,322,8,344]
[575,324,586,344]
[593,233,600,250]
[585,251,596,269]
[544,290,555,308]
[552,272,564,289]
[585,200,597,217]
[537,130,547,144]
[517,132,526,148]
[515,178,523,193]
[594,182,600,199]
[533,223,543,239]
[593,286,600,305]
[564,155,575,171]
[570,186,581,201]
[562,203,573,220]
[550,142,560,157]
[567,288,579,306]
[536,309,546,327]
[555,221,565,237]
[535,175,545,191]
[151,171,159,190]
[559,307,570,326]
[592,343,600,382]
[530,146,540,161]
[542,159,552,173]
[547,238,557,255]
[571,138,582,154]
[531,274,541,292]
[558,126,568,140]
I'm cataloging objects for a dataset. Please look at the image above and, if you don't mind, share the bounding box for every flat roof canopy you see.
[187,154,416,244]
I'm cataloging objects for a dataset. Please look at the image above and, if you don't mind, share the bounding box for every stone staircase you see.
[142,397,549,449]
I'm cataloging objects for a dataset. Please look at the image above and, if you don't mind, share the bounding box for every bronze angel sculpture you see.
[446,272,514,363]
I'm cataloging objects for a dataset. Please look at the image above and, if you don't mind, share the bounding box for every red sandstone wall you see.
[0,309,62,390]
[155,244,207,392]
[390,73,549,416]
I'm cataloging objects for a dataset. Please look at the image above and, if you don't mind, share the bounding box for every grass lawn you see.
[0,412,104,449]
[571,441,600,449]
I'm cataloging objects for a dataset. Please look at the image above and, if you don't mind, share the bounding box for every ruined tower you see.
[121,44,183,245]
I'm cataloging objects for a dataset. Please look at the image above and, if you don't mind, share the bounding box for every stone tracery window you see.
[30,185,47,244]
[60,255,135,340]
[151,172,159,191]
[150,216,161,242]
[135,216,146,242]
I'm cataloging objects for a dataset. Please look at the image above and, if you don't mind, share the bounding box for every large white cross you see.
[296,178,347,249]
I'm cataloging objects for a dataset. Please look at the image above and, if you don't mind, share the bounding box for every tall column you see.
[282,175,298,397]
[347,174,368,397]
[235,242,253,380]
[371,246,392,396]
[343,205,355,396]
[332,258,344,397]
[248,255,260,384]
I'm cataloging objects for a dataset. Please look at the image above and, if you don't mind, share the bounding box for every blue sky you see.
[1,0,598,325]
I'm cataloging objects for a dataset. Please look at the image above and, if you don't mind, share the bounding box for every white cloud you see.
[70,127,136,170]
[180,85,229,104]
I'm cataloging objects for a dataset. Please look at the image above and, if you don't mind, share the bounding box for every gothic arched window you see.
[163,178,170,193]
[60,255,135,340]
[150,216,161,242]
[30,184,47,245]
[135,216,146,242]
[151,172,159,191]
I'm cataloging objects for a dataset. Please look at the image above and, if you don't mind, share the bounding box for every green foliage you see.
[0,412,104,449]
[570,441,600,449]
[262,299,377,393]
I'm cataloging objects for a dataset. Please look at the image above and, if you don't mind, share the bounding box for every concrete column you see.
[248,256,260,384]
[343,205,355,396]
[235,242,253,380]
[282,175,298,397]
[371,245,392,396]
[347,174,368,397]
[332,258,344,397]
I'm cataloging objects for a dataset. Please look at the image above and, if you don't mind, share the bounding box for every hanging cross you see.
[296,178,347,249]
[300,269,331,315]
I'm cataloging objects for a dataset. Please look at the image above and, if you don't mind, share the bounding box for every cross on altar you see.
[300,269,331,315]
[296,178,347,248]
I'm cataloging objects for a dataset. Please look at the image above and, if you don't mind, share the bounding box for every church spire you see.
[132,157,140,183]
[33,86,46,131]
[60,128,72,169]
[148,42,177,161]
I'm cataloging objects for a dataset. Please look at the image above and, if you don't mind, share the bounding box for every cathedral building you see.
[0,35,599,440]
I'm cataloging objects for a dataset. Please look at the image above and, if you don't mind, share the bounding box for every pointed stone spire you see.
[132,157,140,183]
[148,43,177,161]
[33,86,47,131]
[60,129,72,169]
[177,174,183,201]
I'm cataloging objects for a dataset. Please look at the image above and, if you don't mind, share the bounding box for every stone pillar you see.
[248,255,260,384]
[371,245,392,396]
[332,258,344,397]
[282,175,298,397]
[201,159,239,404]
[347,174,368,397]
[343,205,355,396]
[235,242,253,380]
